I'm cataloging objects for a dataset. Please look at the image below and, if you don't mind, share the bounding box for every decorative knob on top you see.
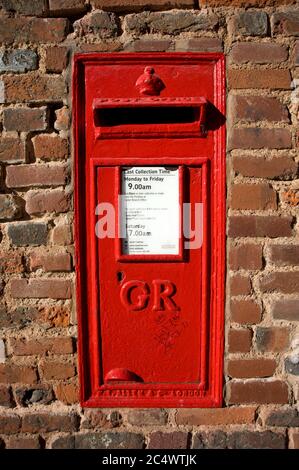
[135,66,166,96]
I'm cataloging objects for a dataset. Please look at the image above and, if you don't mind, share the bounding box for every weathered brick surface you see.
[6,164,69,188]
[128,409,168,426]
[272,9,299,36]
[0,0,47,16]
[0,50,37,73]
[230,299,262,325]
[228,359,277,378]
[125,11,218,35]
[193,430,286,449]
[0,137,26,164]
[0,252,24,274]
[230,183,277,210]
[0,414,21,434]
[176,407,256,426]
[176,38,223,52]
[228,329,252,353]
[0,195,23,221]
[8,222,48,246]
[271,299,299,321]
[22,412,79,433]
[14,386,54,407]
[229,43,288,64]
[148,431,189,449]
[230,11,269,36]
[259,272,299,293]
[0,306,39,329]
[91,0,195,10]
[229,128,292,150]
[229,244,263,270]
[74,11,119,38]
[228,380,289,404]
[9,337,74,356]
[3,107,48,132]
[45,47,68,73]
[26,190,70,215]
[81,410,122,429]
[33,134,68,161]
[229,95,289,122]
[49,0,87,15]
[54,382,79,405]
[229,215,293,238]
[0,17,68,45]
[256,327,290,352]
[268,244,299,266]
[228,69,291,89]
[5,436,42,449]
[233,156,298,180]
[0,385,14,407]
[72,432,144,449]
[39,360,76,380]
[29,250,72,271]
[10,279,72,299]
[2,74,65,103]
[0,364,38,384]
[230,274,251,296]
[263,408,299,427]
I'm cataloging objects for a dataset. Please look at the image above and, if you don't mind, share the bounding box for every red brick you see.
[9,337,74,356]
[228,380,289,404]
[228,329,252,353]
[175,407,256,426]
[228,69,291,89]
[5,436,41,449]
[176,37,223,52]
[54,382,79,405]
[228,359,277,378]
[230,274,251,296]
[22,412,79,433]
[81,410,122,429]
[26,190,70,215]
[272,9,299,36]
[2,74,65,103]
[127,409,168,426]
[231,299,262,324]
[231,183,277,210]
[229,215,293,238]
[289,431,299,449]
[91,0,195,10]
[271,299,299,321]
[39,360,76,380]
[148,432,189,449]
[0,252,24,274]
[256,326,290,352]
[0,0,47,16]
[6,164,69,188]
[29,250,71,272]
[229,244,263,270]
[259,271,299,293]
[39,305,71,327]
[45,47,68,73]
[32,134,68,161]
[0,17,68,45]
[49,0,88,15]
[0,385,14,407]
[229,95,289,122]
[0,364,38,384]
[230,10,268,36]
[229,128,292,150]
[0,414,21,434]
[0,137,26,164]
[0,194,23,221]
[10,279,72,299]
[230,43,288,64]
[3,107,48,132]
[128,40,173,52]
[54,106,70,131]
[268,244,299,266]
[51,223,73,245]
[233,155,298,180]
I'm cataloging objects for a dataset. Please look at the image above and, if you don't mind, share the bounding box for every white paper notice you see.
[121,167,179,255]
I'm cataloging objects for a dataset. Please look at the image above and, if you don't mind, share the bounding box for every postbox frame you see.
[73,53,225,408]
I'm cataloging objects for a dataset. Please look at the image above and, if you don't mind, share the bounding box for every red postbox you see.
[73,53,225,407]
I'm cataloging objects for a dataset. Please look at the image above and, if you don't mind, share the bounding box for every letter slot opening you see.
[93,97,207,138]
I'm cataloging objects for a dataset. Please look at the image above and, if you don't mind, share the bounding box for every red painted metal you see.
[73,53,226,408]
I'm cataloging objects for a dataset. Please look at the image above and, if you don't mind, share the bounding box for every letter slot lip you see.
[93,96,207,139]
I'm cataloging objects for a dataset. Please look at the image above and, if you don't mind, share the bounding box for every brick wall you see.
[0,0,298,450]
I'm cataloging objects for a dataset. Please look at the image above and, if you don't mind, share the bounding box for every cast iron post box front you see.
[73,53,225,407]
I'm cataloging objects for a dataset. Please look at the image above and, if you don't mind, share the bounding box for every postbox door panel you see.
[97,165,207,386]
